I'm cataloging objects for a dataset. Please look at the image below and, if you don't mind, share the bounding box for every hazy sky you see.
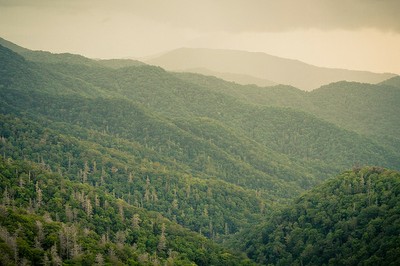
[0,0,399,74]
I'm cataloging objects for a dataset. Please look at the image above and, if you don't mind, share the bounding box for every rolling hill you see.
[2,43,398,191]
[1,37,399,265]
[174,72,400,143]
[243,166,400,265]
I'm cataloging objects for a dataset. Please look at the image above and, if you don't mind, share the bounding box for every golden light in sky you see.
[0,0,399,74]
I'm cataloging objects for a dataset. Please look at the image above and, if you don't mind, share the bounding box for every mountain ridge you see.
[1,38,399,265]
[146,47,396,91]
[0,37,146,68]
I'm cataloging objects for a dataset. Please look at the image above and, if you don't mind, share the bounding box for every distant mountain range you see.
[2,37,395,91]
[146,47,396,91]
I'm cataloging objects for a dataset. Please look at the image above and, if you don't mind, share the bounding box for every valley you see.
[0,38,399,265]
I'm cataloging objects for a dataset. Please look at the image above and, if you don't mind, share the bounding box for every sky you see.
[0,0,399,74]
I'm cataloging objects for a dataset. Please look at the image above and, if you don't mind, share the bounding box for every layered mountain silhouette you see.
[0,37,399,265]
[146,47,396,91]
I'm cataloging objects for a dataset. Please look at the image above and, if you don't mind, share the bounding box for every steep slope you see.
[0,102,273,240]
[244,166,400,265]
[146,47,395,91]
[0,47,315,192]
[174,72,306,106]
[0,37,146,68]
[0,45,285,240]
[1,36,400,265]
[3,38,397,144]
[0,157,253,265]
[2,43,399,191]
[0,91,299,196]
[175,72,400,143]
[0,44,108,97]
[0,43,39,89]
[2,41,400,264]
[307,81,400,140]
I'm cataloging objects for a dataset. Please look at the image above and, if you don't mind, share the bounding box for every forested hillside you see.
[244,167,400,265]
[0,157,253,265]
[174,72,400,142]
[1,38,399,265]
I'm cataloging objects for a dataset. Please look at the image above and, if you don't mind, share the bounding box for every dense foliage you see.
[174,72,400,142]
[245,167,400,265]
[0,39,399,265]
[0,157,253,265]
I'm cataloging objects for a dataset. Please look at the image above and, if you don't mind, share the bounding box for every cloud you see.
[1,0,399,32]
[91,0,400,33]
[145,0,400,33]
[1,0,399,74]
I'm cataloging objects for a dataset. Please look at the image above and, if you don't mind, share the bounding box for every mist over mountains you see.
[0,37,399,265]
[146,47,396,91]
